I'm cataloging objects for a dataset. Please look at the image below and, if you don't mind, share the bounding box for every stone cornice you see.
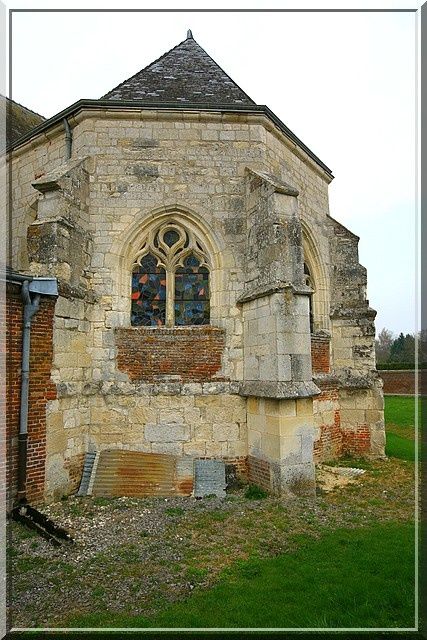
[7,100,334,181]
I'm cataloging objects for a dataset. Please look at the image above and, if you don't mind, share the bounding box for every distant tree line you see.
[375,328,427,369]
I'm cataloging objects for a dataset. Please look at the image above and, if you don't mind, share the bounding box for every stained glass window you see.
[131,223,210,327]
[131,253,166,326]
[175,255,210,325]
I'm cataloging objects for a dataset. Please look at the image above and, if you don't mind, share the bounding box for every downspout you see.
[17,281,41,502]
[63,117,72,160]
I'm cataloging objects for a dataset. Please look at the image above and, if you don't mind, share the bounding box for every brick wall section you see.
[6,283,56,507]
[115,326,226,382]
[311,335,330,374]
[378,370,427,395]
[247,455,270,492]
[313,389,342,462]
[342,425,371,456]
[223,456,248,479]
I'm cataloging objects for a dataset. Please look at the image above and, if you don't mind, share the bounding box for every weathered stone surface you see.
[144,423,190,443]
[193,459,226,498]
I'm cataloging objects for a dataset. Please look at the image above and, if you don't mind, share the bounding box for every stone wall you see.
[339,386,385,457]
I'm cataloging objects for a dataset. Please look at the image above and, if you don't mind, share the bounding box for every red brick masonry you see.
[247,455,271,491]
[313,388,342,462]
[378,369,427,395]
[311,334,330,374]
[7,284,56,507]
[115,325,225,382]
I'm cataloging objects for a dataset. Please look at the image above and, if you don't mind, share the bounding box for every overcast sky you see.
[5,0,419,336]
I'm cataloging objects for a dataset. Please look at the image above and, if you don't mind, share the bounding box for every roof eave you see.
[7,99,334,178]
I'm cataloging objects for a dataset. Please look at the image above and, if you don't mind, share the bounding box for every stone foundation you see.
[44,388,247,499]
[247,396,315,495]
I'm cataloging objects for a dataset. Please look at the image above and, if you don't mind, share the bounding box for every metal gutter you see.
[63,117,72,159]
[5,270,59,501]
[6,99,334,177]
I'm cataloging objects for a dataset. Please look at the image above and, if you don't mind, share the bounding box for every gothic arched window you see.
[131,222,210,327]
[304,262,314,334]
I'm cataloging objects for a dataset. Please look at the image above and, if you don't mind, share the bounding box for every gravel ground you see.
[7,457,416,628]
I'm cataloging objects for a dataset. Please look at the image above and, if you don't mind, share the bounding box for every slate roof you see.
[101,30,256,106]
[1,95,45,149]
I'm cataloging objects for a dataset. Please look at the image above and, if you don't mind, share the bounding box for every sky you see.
[4,0,419,336]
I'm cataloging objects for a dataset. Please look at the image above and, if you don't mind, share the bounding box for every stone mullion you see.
[165,268,175,327]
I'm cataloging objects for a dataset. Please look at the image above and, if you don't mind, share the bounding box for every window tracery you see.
[304,262,314,334]
[131,222,210,327]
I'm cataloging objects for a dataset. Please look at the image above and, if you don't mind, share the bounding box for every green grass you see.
[66,522,415,629]
[384,395,420,460]
[385,433,416,461]
[384,395,420,429]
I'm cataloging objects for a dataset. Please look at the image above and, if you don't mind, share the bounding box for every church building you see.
[7,31,385,504]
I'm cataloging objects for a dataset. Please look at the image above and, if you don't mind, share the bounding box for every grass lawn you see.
[66,522,415,629]
[384,395,420,460]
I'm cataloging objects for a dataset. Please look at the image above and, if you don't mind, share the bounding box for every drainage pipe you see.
[63,117,72,160]
[17,281,41,501]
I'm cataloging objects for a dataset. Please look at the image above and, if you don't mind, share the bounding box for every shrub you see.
[244,484,268,500]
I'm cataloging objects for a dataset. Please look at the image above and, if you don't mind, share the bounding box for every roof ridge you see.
[100,36,189,100]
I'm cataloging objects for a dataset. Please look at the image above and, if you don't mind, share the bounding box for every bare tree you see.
[375,328,394,363]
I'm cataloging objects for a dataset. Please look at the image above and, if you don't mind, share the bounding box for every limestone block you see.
[45,453,70,499]
[264,415,280,436]
[248,428,262,452]
[227,440,247,457]
[259,355,279,381]
[206,441,228,457]
[159,409,183,424]
[277,355,292,381]
[296,398,313,416]
[144,422,190,442]
[264,399,280,417]
[247,412,265,432]
[128,406,157,425]
[181,383,203,395]
[278,399,297,417]
[366,409,383,424]
[151,441,184,456]
[279,415,313,436]
[244,355,259,380]
[290,354,312,381]
[213,422,240,442]
[261,433,281,460]
[183,440,207,456]
[277,462,315,495]
[247,397,260,415]
[63,408,77,429]
[340,409,366,426]
[194,422,213,440]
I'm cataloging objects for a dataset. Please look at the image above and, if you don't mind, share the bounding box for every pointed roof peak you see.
[101,34,255,106]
